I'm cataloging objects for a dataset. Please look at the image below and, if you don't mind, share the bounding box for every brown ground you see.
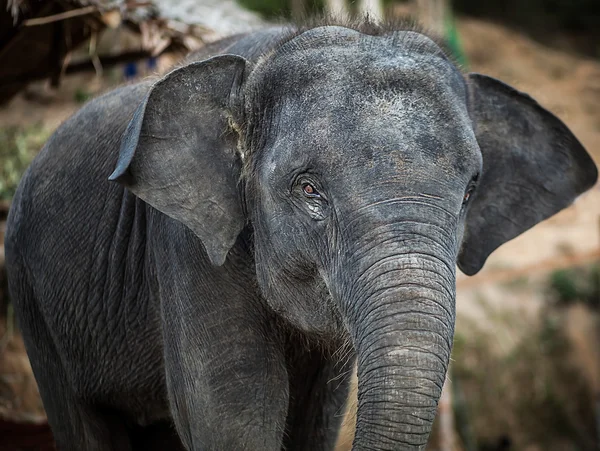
[455,18,600,309]
[0,16,599,451]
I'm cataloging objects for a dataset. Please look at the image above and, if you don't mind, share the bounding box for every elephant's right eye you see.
[462,173,480,205]
[302,183,321,198]
[295,178,328,220]
[463,187,474,204]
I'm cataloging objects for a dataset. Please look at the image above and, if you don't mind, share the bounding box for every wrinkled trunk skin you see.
[339,224,457,450]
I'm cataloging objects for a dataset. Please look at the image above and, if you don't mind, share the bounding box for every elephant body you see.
[5,20,597,451]
[6,27,354,451]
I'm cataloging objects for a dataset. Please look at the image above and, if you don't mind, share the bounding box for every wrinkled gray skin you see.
[5,22,598,451]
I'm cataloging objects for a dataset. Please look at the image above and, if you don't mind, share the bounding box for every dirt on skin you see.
[0,16,598,450]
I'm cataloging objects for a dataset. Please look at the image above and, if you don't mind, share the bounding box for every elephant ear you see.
[458,73,598,276]
[109,55,248,266]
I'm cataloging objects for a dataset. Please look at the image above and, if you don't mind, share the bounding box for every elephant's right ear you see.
[109,55,248,266]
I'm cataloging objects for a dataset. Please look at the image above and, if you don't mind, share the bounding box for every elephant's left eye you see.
[302,183,321,198]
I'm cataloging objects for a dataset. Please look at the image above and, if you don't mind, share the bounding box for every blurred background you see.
[0,0,598,450]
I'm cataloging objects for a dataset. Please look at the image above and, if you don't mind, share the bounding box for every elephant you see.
[4,20,597,451]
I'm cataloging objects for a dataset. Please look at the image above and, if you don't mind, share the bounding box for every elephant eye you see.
[302,183,321,198]
[463,187,474,204]
[463,174,479,205]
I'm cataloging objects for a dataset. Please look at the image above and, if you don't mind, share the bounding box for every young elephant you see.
[5,21,597,451]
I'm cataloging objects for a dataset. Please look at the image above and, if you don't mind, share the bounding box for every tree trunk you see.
[325,0,348,19]
[358,0,383,21]
[291,0,305,20]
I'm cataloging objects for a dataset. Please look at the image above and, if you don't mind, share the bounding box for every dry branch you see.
[23,5,98,26]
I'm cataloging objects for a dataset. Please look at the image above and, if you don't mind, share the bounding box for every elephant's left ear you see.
[109,55,248,266]
[458,73,598,276]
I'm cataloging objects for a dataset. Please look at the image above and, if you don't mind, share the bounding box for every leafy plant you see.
[74,88,92,104]
[548,264,600,309]
[0,125,51,201]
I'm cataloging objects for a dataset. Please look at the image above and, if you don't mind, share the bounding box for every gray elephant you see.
[4,20,597,451]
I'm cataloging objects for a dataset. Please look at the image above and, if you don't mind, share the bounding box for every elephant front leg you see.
[161,298,289,450]
[282,347,356,451]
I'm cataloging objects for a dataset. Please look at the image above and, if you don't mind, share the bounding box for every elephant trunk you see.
[340,226,456,450]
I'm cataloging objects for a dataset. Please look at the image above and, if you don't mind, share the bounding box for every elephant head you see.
[110,25,597,449]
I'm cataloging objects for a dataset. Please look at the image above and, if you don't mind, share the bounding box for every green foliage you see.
[74,88,92,104]
[548,269,579,304]
[453,0,600,27]
[238,0,289,18]
[0,125,50,201]
[445,12,468,69]
[548,264,600,309]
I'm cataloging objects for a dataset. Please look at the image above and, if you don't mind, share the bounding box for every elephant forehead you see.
[265,69,476,173]
[251,27,478,182]
[253,42,468,144]
[268,26,448,66]
[251,26,465,103]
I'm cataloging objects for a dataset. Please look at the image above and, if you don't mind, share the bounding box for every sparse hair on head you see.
[268,14,459,68]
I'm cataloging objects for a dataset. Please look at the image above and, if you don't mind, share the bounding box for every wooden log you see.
[22,5,97,27]
[416,0,448,36]
[291,0,305,20]
[0,50,152,87]
[358,0,383,21]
